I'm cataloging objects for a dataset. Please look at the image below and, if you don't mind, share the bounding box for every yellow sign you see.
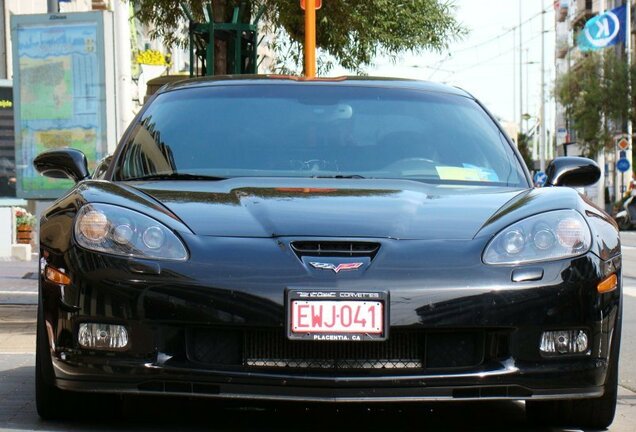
[0,99,12,109]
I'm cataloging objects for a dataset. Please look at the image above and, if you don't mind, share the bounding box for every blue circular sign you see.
[534,171,547,186]
[617,158,631,173]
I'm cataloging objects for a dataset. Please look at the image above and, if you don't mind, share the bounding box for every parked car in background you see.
[33,76,621,429]
[615,193,636,230]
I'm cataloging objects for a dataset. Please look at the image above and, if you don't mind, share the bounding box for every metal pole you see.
[525,49,529,132]
[627,0,633,199]
[519,0,523,133]
[513,27,517,131]
[623,173,626,197]
[206,4,214,75]
[598,0,606,210]
[540,4,546,171]
[304,0,316,78]
[47,0,58,13]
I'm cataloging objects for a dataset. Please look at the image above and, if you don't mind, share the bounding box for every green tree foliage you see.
[132,0,465,74]
[516,132,535,170]
[555,52,631,157]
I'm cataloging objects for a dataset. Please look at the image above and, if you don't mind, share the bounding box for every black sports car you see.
[33,76,621,428]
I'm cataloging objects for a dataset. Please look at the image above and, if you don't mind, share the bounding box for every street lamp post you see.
[519,0,523,133]
[626,0,633,201]
[523,57,538,138]
[597,0,606,210]
[540,2,546,172]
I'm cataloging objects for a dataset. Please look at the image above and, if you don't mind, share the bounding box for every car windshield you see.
[116,84,527,187]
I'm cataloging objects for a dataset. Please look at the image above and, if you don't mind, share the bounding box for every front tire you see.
[35,304,73,420]
[36,297,123,420]
[526,361,617,429]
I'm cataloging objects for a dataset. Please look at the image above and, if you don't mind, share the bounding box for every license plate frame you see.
[286,290,389,341]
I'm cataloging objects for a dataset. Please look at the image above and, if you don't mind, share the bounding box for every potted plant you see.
[136,49,170,105]
[15,208,36,244]
[136,49,169,79]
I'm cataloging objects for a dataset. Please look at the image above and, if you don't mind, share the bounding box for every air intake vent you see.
[245,329,423,369]
[291,241,380,258]
[186,328,497,371]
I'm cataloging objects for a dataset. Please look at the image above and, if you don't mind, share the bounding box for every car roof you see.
[158,75,473,99]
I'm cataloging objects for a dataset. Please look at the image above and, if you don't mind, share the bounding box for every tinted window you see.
[117,84,526,187]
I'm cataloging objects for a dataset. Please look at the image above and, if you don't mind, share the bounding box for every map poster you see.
[11,12,115,199]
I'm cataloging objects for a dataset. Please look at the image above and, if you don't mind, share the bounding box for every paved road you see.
[0,259,38,306]
[1,233,636,432]
[619,230,636,410]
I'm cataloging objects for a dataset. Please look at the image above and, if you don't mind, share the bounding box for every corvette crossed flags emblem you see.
[309,262,364,273]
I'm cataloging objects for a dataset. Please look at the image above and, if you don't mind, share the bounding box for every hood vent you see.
[291,241,380,259]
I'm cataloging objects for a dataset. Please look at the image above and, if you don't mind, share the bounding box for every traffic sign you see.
[300,0,322,9]
[534,171,547,186]
[617,157,631,173]
[617,137,630,151]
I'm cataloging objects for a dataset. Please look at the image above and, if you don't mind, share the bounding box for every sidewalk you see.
[0,259,38,353]
[0,305,35,354]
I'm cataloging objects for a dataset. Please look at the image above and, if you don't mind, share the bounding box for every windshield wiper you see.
[314,174,366,179]
[125,173,227,181]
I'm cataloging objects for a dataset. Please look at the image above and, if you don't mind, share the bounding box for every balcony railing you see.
[571,0,594,28]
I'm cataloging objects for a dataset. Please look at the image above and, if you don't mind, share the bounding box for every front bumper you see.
[40,237,621,402]
[51,349,608,402]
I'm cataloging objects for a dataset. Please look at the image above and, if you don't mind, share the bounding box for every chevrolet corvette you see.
[33,76,621,428]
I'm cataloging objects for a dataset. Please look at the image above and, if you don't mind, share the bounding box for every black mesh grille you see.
[187,329,242,365]
[426,332,484,369]
[188,328,493,371]
[291,241,380,258]
[245,330,422,369]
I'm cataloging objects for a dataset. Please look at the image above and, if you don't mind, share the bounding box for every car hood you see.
[130,179,527,240]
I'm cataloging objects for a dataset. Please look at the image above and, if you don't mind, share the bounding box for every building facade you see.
[554,0,635,209]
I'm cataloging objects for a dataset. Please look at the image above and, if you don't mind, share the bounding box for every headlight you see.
[75,203,188,260]
[483,210,591,265]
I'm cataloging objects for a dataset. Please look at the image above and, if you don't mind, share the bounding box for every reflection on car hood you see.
[131,178,526,240]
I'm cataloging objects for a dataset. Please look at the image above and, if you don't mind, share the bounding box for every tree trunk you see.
[212,0,228,75]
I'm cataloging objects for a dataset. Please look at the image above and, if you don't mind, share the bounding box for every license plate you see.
[286,290,388,341]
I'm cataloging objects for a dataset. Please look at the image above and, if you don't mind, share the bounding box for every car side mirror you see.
[545,157,601,187]
[33,148,90,183]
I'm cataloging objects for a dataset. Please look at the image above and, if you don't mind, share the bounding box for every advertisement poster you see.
[11,12,114,199]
